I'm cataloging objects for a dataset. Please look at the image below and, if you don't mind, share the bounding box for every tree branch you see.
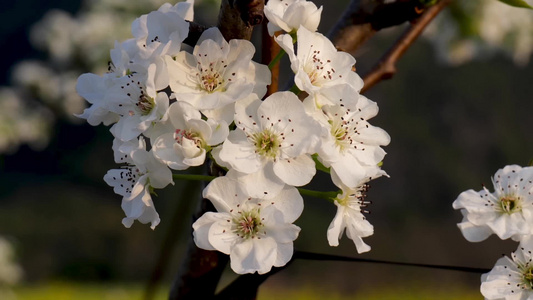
[144,179,202,300]
[328,0,425,55]
[261,23,280,98]
[168,196,230,300]
[183,21,208,47]
[361,0,451,93]
[214,260,294,300]
[169,2,265,299]
[217,0,265,41]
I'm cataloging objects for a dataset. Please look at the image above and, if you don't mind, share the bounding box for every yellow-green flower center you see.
[519,264,533,289]
[329,119,350,152]
[251,129,281,159]
[175,129,205,148]
[500,195,521,214]
[201,73,224,93]
[137,95,155,116]
[233,209,263,239]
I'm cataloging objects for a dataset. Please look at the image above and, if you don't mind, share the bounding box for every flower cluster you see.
[77,0,390,274]
[453,165,533,299]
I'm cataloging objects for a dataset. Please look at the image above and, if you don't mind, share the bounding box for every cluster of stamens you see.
[328,111,365,153]
[232,208,264,239]
[194,53,235,93]
[304,46,341,86]
[250,129,281,159]
[119,74,154,116]
[136,94,155,116]
[503,249,533,293]
[107,61,116,73]
[481,171,529,215]
[174,129,203,148]
[500,195,521,214]
[336,183,371,219]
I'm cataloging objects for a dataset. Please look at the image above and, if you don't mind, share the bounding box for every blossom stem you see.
[297,188,337,203]
[289,84,301,95]
[312,154,330,174]
[268,48,286,70]
[172,173,216,182]
[172,174,338,203]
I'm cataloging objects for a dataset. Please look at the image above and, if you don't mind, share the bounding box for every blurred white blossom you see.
[1,0,207,154]
[425,0,533,66]
[0,237,23,300]
[0,88,53,154]
[0,237,22,286]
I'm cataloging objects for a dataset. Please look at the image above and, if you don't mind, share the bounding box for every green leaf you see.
[497,0,533,9]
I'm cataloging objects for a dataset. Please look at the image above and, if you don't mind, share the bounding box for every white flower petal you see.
[208,215,237,255]
[237,164,286,199]
[457,221,493,242]
[192,212,220,251]
[273,154,316,187]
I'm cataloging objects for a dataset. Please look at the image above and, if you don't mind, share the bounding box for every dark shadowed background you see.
[1,0,532,298]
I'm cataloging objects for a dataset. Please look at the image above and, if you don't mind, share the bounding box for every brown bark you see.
[168,196,230,300]
[328,0,425,55]
[169,1,265,299]
[217,0,258,41]
[361,0,452,93]
[183,21,208,47]
[261,23,280,98]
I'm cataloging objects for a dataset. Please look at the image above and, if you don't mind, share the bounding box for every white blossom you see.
[452,165,533,242]
[131,1,192,66]
[152,101,229,170]
[327,171,375,254]
[481,237,533,299]
[276,26,363,96]
[166,27,270,123]
[108,63,169,141]
[193,176,303,274]
[104,137,173,229]
[214,92,321,198]
[76,72,121,126]
[305,85,390,187]
[264,0,322,36]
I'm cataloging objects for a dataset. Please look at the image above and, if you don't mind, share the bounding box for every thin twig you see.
[328,0,426,55]
[294,251,491,274]
[361,0,452,93]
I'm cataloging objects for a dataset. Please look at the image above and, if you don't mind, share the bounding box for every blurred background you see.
[1,0,532,299]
